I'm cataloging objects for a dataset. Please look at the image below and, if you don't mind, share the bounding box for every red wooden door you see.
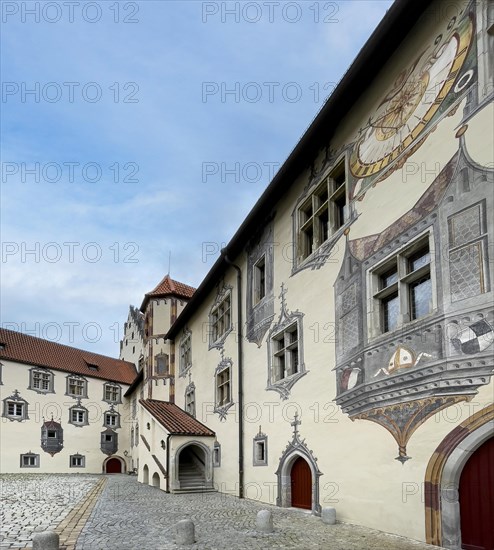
[460,437,494,550]
[291,457,312,510]
[106,458,122,474]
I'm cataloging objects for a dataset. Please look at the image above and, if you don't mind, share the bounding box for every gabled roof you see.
[0,328,137,385]
[165,0,431,339]
[140,275,196,312]
[139,399,215,436]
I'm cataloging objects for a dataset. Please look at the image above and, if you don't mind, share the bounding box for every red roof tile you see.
[140,275,196,311]
[140,399,215,436]
[0,328,137,385]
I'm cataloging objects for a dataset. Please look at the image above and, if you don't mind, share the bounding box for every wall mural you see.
[349,1,477,200]
[334,123,494,463]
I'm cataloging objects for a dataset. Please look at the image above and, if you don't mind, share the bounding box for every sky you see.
[1,0,393,358]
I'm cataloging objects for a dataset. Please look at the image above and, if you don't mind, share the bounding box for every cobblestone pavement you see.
[0,474,99,549]
[1,474,443,550]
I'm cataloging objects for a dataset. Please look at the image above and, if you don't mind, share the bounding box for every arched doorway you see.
[178,444,207,490]
[291,457,312,509]
[105,457,123,474]
[143,464,149,484]
[459,437,494,550]
[424,404,494,549]
[152,472,160,488]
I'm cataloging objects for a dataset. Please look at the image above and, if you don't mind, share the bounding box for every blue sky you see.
[1,0,393,357]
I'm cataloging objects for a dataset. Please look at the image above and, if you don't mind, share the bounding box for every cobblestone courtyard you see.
[1,474,442,550]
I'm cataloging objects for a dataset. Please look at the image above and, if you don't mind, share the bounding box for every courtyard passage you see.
[1,474,442,550]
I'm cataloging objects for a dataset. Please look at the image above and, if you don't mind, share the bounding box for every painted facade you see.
[1,1,492,549]
[0,330,136,474]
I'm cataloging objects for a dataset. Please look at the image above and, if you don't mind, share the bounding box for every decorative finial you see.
[291,412,301,437]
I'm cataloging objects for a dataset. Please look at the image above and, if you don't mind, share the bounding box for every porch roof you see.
[139,399,215,437]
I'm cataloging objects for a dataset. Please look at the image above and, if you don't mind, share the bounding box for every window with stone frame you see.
[69,402,89,427]
[131,396,137,418]
[213,441,221,467]
[185,382,196,417]
[216,364,231,408]
[266,284,306,399]
[210,292,232,345]
[20,452,39,468]
[369,232,435,337]
[253,255,266,305]
[253,429,268,466]
[155,352,169,376]
[103,407,121,429]
[103,382,121,404]
[28,368,54,394]
[66,375,88,398]
[2,390,29,421]
[271,323,300,381]
[70,454,85,468]
[297,159,346,263]
[179,329,192,377]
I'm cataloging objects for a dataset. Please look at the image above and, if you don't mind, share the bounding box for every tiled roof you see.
[0,328,137,385]
[139,399,215,436]
[140,275,196,311]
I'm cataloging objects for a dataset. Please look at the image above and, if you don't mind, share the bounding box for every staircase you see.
[177,458,215,493]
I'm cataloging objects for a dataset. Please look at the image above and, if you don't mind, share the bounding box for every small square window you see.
[69,406,88,427]
[20,453,39,468]
[70,454,85,468]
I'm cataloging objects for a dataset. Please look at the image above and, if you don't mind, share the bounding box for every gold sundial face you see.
[350,10,474,179]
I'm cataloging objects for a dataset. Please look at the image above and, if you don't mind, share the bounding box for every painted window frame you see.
[65,375,88,399]
[179,328,192,377]
[28,367,55,394]
[103,409,121,429]
[253,431,268,466]
[296,158,347,265]
[69,454,85,468]
[208,286,233,349]
[185,382,196,417]
[103,382,122,404]
[253,255,267,305]
[213,441,221,467]
[2,391,29,422]
[20,452,39,468]
[215,361,232,409]
[367,229,437,339]
[68,403,89,427]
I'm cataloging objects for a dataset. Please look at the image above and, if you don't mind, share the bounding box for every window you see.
[253,256,266,304]
[155,353,169,376]
[272,324,300,381]
[253,430,268,466]
[185,383,196,417]
[179,329,192,376]
[211,294,231,343]
[70,454,85,468]
[103,383,121,404]
[69,403,89,427]
[101,429,118,455]
[131,396,137,418]
[66,376,88,398]
[104,410,120,428]
[28,368,54,394]
[20,453,39,468]
[370,234,434,337]
[2,390,29,421]
[213,441,221,467]
[131,427,134,447]
[298,160,346,262]
[216,365,231,407]
[135,424,139,445]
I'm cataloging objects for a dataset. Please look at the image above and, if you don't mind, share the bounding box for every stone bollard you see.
[321,507,337,525]
[32,531,59,550]
[175,519,195,546]
[256,509,274,533]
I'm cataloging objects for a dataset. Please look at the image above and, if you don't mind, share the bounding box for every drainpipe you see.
[165,433,172,493]
[223,252,244,499]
